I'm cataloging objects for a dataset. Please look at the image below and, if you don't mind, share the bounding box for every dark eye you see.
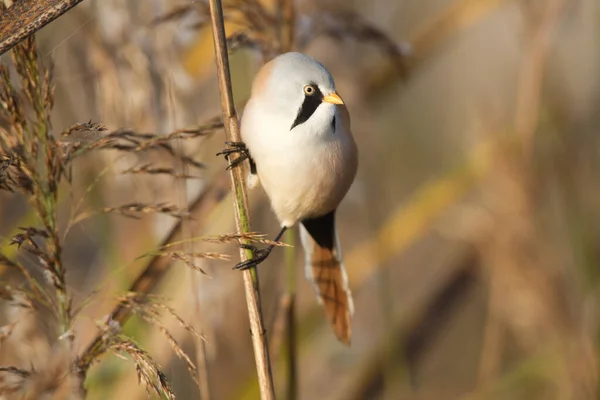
[303,85,316,96]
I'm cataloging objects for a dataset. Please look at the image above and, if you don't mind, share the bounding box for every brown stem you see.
[0,0,86,55]
[207,0,276,398]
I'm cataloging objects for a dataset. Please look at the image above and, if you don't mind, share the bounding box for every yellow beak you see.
[322,92,344,105]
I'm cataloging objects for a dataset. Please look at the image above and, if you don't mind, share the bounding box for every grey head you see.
[250,52,344,131]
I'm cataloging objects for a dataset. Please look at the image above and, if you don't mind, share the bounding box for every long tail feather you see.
[300,211,353,345]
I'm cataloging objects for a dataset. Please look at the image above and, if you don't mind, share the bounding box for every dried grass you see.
[105,335,176,400]
[0,33,226,399]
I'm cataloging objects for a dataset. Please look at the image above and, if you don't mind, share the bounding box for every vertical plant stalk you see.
[278,0,295,53]
[5,35,82,397]
[277,3,297,398]
[207,1,276,399]
[194,328,212,400]
[477,0,574,393]
[15,35,71,338]
[280,0,299,400]
[168,77,212,399]
[283,229,297,400]
[187,248,212,398]
[513,0,566,153]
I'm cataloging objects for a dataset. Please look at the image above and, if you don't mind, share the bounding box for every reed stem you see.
[207,0,276,399]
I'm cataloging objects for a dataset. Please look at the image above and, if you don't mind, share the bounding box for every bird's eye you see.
[303,85,316,96]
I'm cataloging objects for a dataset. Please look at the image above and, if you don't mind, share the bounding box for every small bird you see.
[220,52,358,344]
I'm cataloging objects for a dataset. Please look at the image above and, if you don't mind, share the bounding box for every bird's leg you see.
[234,226,288,271]
[216,141,256,171]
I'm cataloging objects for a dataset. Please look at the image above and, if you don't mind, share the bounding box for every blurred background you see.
[0,0,599,399]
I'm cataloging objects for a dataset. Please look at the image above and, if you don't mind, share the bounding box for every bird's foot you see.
[233,243,274,271]
[216,141,250,170]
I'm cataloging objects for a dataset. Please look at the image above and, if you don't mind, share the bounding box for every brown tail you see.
[300,211,353,345]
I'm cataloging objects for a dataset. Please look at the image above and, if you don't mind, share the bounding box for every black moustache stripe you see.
[290,86,323,130]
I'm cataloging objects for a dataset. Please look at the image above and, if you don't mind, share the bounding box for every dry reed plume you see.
[0,29,231,399]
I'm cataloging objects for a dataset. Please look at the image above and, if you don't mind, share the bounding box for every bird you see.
[218,52,358,345]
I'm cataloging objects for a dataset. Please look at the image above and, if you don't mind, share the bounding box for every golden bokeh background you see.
[1,0,599,399]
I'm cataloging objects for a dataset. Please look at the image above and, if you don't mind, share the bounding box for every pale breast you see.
[259,134,355,226]
[242,101,358,227]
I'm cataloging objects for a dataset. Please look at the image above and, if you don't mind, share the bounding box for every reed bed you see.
[0,0,598,399]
